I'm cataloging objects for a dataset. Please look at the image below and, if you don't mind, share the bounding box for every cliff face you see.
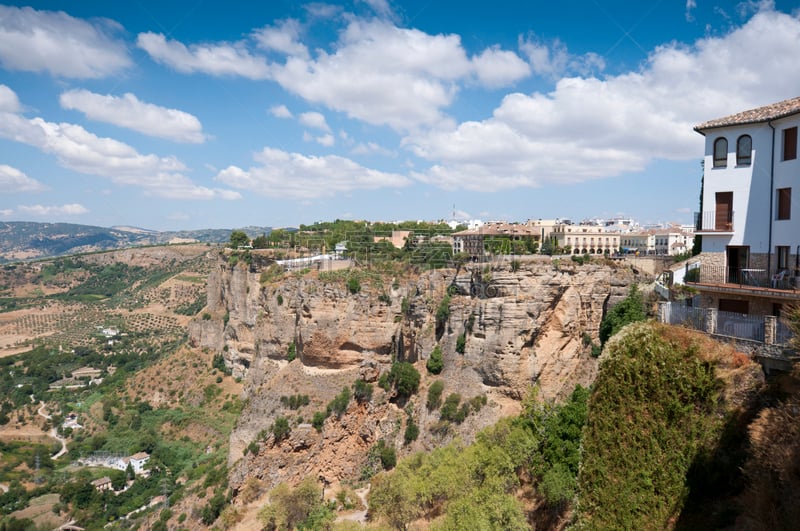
[191,256,642,493]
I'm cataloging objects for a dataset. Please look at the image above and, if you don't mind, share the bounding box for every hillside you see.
[0,221,272,263]
[0,245,799,530]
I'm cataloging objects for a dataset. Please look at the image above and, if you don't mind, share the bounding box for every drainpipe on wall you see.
[768,121,776,275]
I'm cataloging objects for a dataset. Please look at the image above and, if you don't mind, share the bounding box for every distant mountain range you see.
[0,222,272,263]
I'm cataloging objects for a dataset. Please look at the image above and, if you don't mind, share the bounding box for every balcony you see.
[694,210,734,233]
[686,265,800,300]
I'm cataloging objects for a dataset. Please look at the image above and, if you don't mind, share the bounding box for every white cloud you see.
[253,19,309,59]
[216,146,411,199]
[471,47,531,88]
[0,84,21,112]
[408,6,800,191]
[519,35,605,78]
[136,32,270,79]
[18,203,88,216]
[269,19,471,130]
[316,133,335,146]
[351,141,395,157]
[0,87,239,201]
[358,0,396,20]
[298,111,331,131]
[59,89,206,143]
[270,104,293,118]
[0,209,12,217]
[0,5,130,78]
[686,0,697,21]
[0,164,47,193]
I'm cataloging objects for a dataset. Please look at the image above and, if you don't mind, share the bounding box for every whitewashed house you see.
[691,96,800,317]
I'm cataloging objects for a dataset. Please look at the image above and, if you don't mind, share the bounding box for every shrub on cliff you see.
[426,345,443,374]
[598,284,645,346]
[576,322,726,529]
[388,362,420,400]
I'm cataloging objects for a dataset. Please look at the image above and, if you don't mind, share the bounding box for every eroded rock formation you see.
[189,256,644,494]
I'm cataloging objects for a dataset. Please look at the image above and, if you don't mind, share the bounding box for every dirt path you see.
[36,402,68,459]
[335,485,370,524]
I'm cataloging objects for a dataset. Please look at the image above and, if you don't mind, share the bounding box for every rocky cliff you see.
[189,255,644,495]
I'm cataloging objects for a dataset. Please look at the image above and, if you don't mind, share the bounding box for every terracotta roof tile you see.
[695,96,800,132]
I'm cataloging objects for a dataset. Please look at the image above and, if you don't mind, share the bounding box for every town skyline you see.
[2,1,800,231]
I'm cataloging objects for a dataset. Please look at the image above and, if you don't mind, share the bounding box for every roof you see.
[694,96,800,132]
[130,451,150,460]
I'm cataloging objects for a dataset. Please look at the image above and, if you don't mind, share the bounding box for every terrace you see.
[686,264,800,302]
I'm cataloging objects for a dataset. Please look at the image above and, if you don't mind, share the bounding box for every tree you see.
[252,234,268,249]
[229,230,249,249]
[599,284,646,346]
[389,362,420,400]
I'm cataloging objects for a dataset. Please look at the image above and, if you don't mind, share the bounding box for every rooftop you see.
[694,96,800,132]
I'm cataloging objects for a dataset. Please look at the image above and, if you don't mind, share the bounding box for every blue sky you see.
[1,0,800,231]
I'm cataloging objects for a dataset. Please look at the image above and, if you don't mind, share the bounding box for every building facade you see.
[691,96,800,315]
[550,224,620,255]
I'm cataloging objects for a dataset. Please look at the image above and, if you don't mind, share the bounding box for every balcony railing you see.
[661,302,788,345]
[694,210,734,232]
[687,264,797,290]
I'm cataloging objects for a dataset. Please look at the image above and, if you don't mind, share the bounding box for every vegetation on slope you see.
[368,385,589,529]
[576,322,756,530]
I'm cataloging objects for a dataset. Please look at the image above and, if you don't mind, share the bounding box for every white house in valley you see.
[690,96,800,317]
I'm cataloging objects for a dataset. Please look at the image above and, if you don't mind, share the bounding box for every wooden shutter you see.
[784,127,797,161]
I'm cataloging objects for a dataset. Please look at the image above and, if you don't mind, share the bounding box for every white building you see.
[551,224,620,255]
[692,96,800,315]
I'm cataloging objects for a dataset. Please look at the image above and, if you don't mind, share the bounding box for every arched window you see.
[713,137,728,168]
[737,135,752,165]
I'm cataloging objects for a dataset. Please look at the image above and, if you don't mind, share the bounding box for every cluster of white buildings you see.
[450,217,695,261]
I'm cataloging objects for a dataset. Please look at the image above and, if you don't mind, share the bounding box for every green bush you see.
[404,418,419,445]
[327,387,351,418]
[279,394,309,410]
[427,380,444,411]
[388,362,420,400]
[426,345,444,374]
[456,333,466,354]
[353,379,373,403]
[311,411,327,432]
[287,341,296,362]
[378,372,390,391]
[440,393,465,423]
[375,440,396,469]
[599,284,646,346]
[272,416,291,441]
[436,294,451,333]
[347,277,361,294]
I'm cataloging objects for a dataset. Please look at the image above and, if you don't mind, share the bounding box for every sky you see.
[1,1,800,231]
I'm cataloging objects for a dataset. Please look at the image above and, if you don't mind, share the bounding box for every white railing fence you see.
[660,301,792,346]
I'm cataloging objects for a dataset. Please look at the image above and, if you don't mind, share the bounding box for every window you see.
[777,246,790,270]
[784,127,797,161]
[736,135,752,165]
[777,187,791,220]
[713,137,728,167]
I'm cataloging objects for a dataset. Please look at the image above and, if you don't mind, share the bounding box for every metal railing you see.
[661,302,788,345]
[777,319,794,345]
[689,264,796,290]
[663,302,706,331]
[694,210,734,232]
[716,311,766,342]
